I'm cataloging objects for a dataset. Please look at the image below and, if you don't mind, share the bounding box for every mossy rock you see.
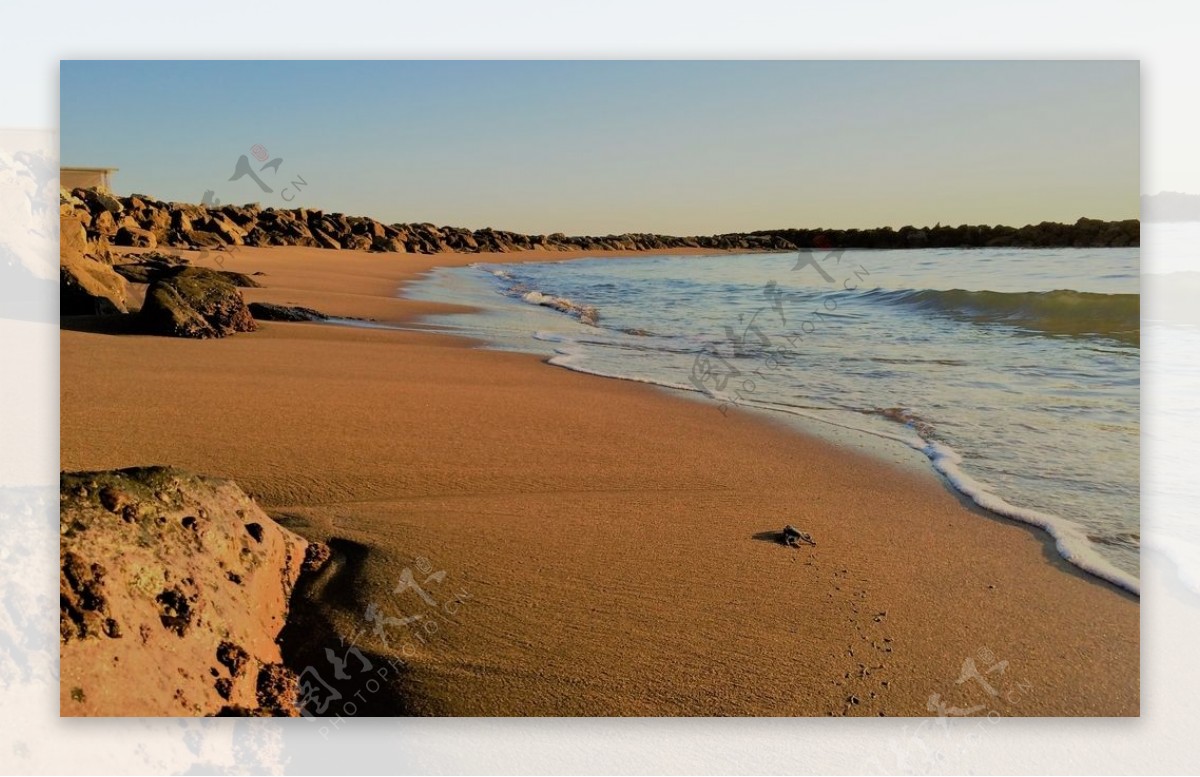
[212,270,263,288]
[114,258,259,289]
[140,267,256,338]
[247,302,327,322]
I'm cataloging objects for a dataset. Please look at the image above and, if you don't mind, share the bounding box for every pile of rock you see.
[247,302,329,322]
[59,186,795,337]
[60,189,264,338]
[61,187,797,256]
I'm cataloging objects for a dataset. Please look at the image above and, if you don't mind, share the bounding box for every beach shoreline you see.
[60,245,1139,716]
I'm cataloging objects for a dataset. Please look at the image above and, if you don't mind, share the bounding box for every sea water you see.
[404,247,1141,592]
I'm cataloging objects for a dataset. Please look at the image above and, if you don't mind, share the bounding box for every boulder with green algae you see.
[113,254,261,289]
[59,466,328,716]
[248,302,328,322]
[140,267,257,338]
[111,260,176,285]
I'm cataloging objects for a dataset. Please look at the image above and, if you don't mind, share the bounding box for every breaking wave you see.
[860,287,1140,345]
[483,266,600,325]
[443,257,1141,594]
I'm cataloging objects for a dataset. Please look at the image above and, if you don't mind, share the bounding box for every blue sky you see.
[59,60,1138,234]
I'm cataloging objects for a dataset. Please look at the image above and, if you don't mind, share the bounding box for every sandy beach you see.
[60,245,1138,717]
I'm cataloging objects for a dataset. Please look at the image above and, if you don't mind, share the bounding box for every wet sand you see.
[60,245,1138,716]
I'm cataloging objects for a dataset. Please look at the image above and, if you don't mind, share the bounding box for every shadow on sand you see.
[751,529,796,547]
[277,537,426,716]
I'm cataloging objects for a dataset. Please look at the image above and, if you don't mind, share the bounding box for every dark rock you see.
[60,187,1138,269]
[60,551,111,641]
[339,233,373,251]
[213,270,262,288]
[255,663,300,716]
[115,225,157,248]
[202,213,248,246]
[214,704,273,717]
[76,188,123,216]
[91,210,119,239]
[156,586,194,636]
[140,267,257,338]
[180,229,226,249]
[217,641,250,677]
[115,258,258,289]
[170,210,193,233]
[247,302,329,322]
[61,256,131,315]
[98,486,130,513]
[60,213,90,257]
[112,263,160,284]
[311,227,342,250]
[301,541,332,573]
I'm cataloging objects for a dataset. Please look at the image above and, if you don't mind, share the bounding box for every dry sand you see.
[60,245,1138,716]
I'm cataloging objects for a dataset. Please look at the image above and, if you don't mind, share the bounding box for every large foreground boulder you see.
[59,467,324,716]
[140,267,257,338]
[112,253,260,289]
[61,257,132,315]
[111,251,190,284]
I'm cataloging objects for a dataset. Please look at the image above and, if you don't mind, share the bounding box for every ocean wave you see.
[864,406,936,437]
[478,264,601,326]
[521,291,600,326]
[860,287,1140,345]
[542,337,1139,595]
[917,439,1140,595]
[856,404,1139,594]
[773,403,1141,595]
[455,262,1139,593]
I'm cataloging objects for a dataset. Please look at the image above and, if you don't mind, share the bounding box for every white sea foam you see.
[541,331,1141,596]
[415,252,1141,595]
[919,440,1140,594]
[521,291,600,325]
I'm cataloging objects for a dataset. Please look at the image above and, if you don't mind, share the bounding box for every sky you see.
[59,60,1139,235]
